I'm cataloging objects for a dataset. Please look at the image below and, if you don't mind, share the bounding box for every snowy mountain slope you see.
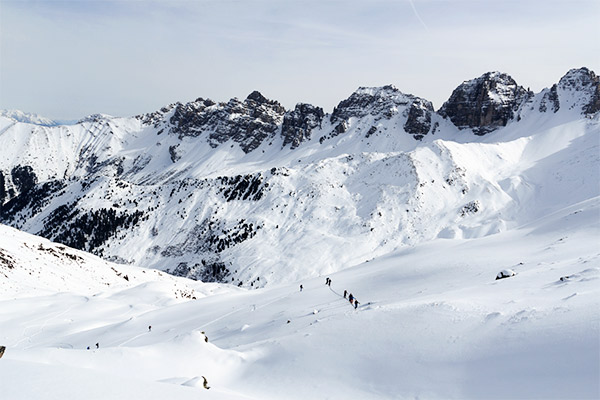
[0,68,598,286]
[0,223,232,300]
[0,109,58,126]
[0,194,598,399]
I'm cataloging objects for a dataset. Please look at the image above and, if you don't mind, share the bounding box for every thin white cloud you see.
[408,0,430,32]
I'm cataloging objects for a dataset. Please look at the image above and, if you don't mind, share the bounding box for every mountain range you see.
[0,67,598,287]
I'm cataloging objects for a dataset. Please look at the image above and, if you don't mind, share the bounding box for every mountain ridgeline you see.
[0,67,598,287]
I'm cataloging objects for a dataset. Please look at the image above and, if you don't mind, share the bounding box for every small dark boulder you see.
[496,269,516,280]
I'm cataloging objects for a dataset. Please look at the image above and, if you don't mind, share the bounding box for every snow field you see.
[1,195,598,399]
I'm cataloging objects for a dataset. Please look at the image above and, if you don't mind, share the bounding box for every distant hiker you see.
[325,277,330,285]
[87,346,90,350]
[95,343,99,349]
[354,300,359,309]
[348,294,354,305]
[300,284,303,292]
[148,325,152,332]
[328,279,331,287]
[202,376,210,390]
[343,290,347,298]
[202,331,208,342]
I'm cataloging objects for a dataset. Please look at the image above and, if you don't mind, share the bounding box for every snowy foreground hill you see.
[0,67,598,287]
[1,200,599,398]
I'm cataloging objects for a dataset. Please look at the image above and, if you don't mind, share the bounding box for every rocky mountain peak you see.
[161,92,286,153]
[331,85,409,122]
[557,67,600,115]
[328,85,434,140]
[246,90,269,104]
[439,71,532,135]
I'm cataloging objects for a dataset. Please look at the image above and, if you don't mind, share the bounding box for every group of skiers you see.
[343,289,360,309]
[299,278,361,309]
[327,277,360,309]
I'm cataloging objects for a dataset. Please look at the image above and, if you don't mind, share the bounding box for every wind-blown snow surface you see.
[1,199,599,399]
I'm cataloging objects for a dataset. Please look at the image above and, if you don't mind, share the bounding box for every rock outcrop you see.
[439,72,532,135]
[330,85,434,140]
[404,98,434,140]
[281,103,324,149]
[539,84,560,113]
[557,67,600,115]
[168,91,286,153]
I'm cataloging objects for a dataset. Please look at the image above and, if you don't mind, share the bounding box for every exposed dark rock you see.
[334,121,347,135]
[330,85,434,140]
[404,98,434,139]
[246,90,268,104]
[169,145,181,163]
[439,72,532,135]
[281,103,324,149]
[539,84,560,113]
[557,67,600,115]
[331,85,407,123]
[168,92,286,153]
[0,346,5,359]
[496,269,516,280]
[0,171,6,205]
[366,126,378,138]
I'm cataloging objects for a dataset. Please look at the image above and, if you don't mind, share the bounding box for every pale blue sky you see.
[1,0,598,120]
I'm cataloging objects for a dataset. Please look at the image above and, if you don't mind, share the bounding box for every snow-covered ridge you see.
[0,223,226,299]
[0,109,58,126]
[0,68,598,286]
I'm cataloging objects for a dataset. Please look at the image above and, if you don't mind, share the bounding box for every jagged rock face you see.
[404,98,434,140]
[539,84,560,113]
[439,72,531,135]
[558,67,600,115]
[330,85,433,140]
[0,171,6,205]
[167,91,286,153]
[331,85,406,123]
[281,103,324,149]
